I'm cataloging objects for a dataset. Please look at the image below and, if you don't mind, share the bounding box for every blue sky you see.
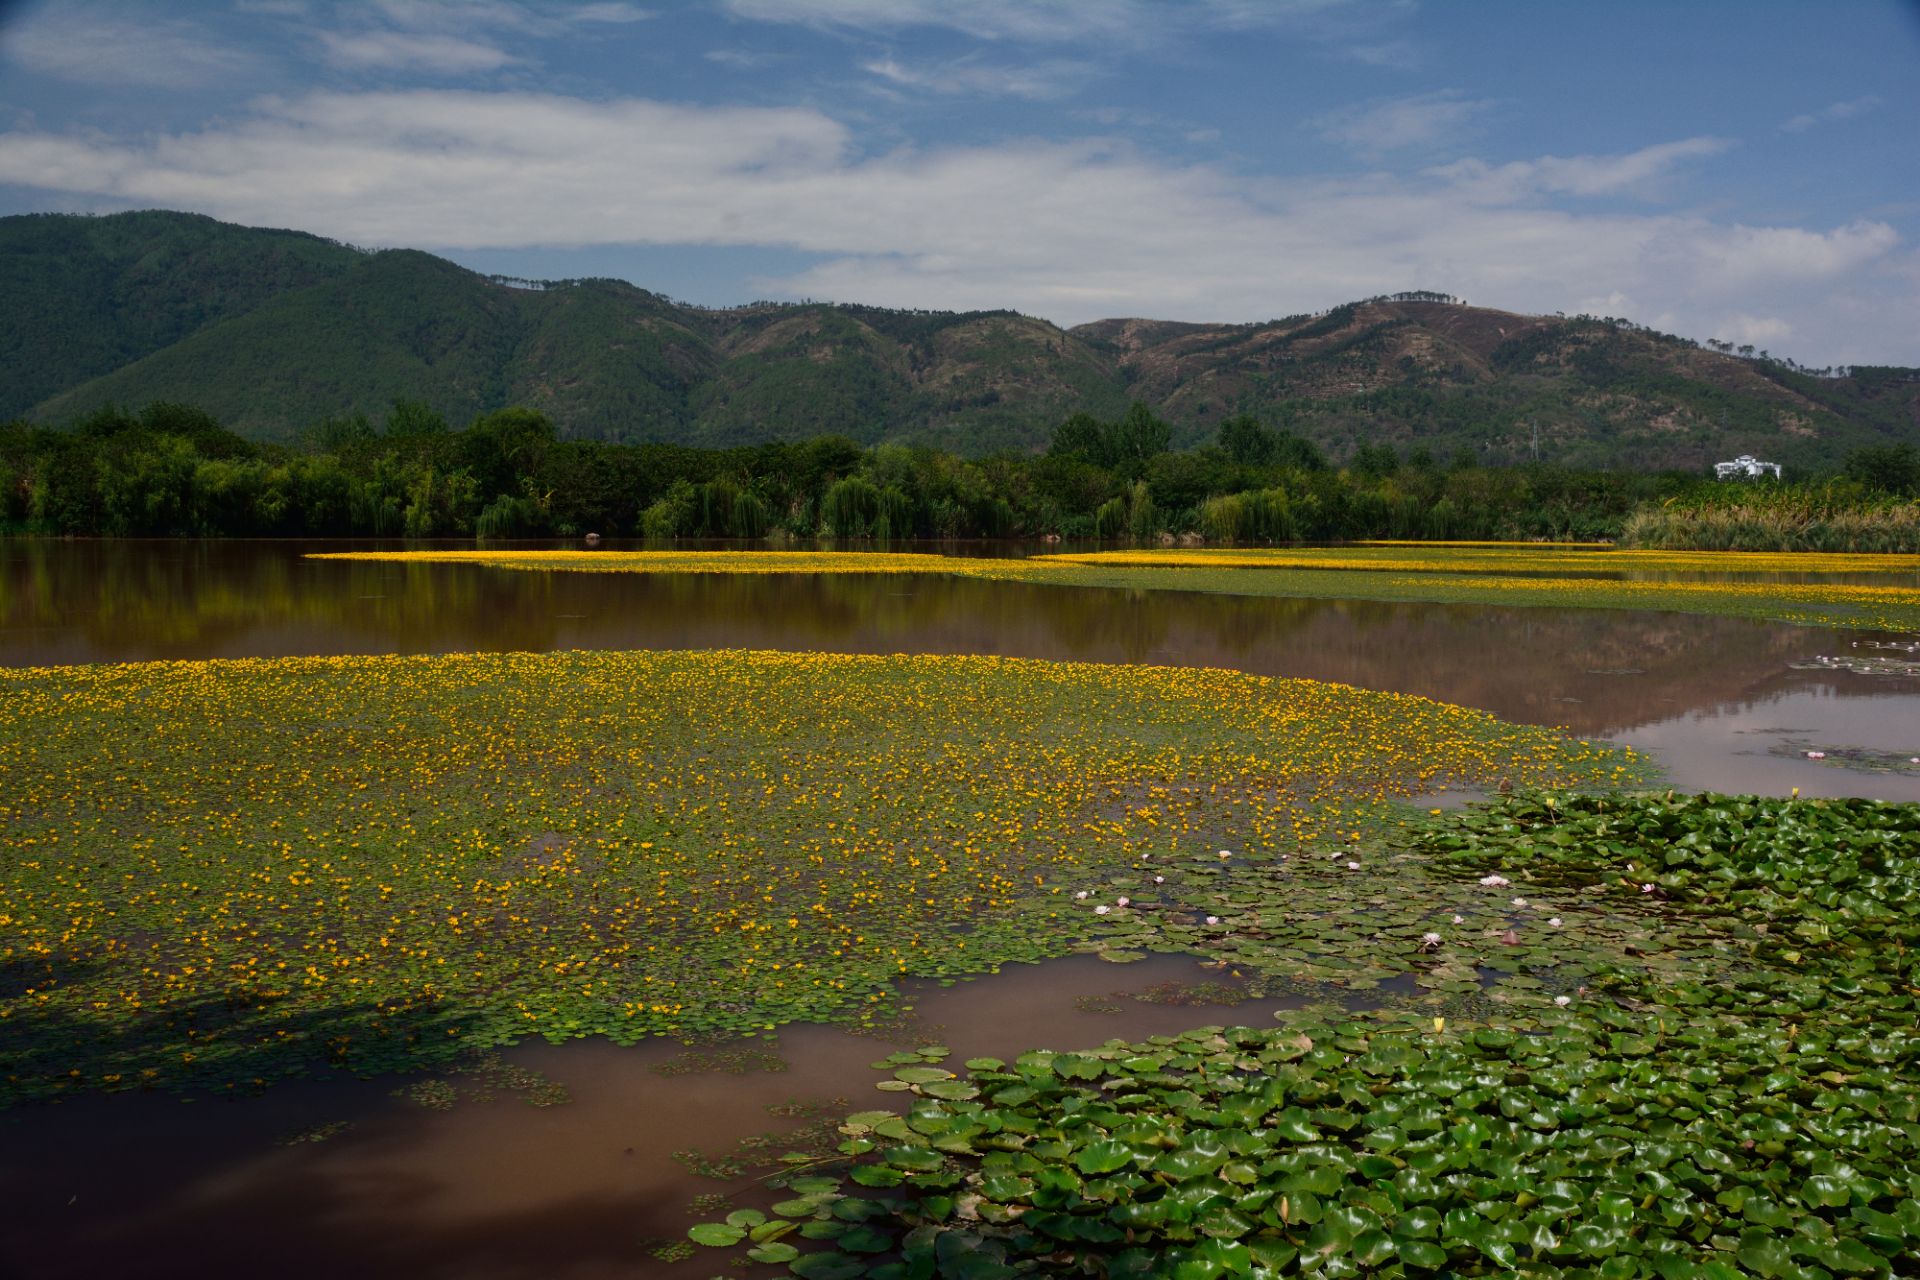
[1,0,1916,364]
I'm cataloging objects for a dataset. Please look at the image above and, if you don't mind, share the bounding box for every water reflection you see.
[3,539,1912,741]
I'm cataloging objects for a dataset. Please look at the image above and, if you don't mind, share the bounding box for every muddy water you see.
[0,954,1306,1280]
[2,539,1918,1278]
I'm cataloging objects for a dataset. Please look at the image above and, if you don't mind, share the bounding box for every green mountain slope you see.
[0,210,364,419]
[10,210,1916,466]
[33,249,528,439]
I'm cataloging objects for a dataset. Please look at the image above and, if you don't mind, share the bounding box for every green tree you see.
[1217,414,1276,466]
[1049,411,1108,460]
[1843,444,1920,496]
[1351,442,1399,480]
[1112,402,1171,473]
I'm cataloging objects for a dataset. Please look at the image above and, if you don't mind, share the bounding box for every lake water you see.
[2,538,1916,1279]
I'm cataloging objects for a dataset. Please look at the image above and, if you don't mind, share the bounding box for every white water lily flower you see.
[1073,891,1089,900]
[1205,915,1221,925]
[1346,860,1361,870]
[1452,914,1465,925]
[1512,897,1529,908]
[1153,876,1165,884]
[1421,932,1443,946]
[1218,850,1232,859]
[1094,905,1110,915]
[1549,917,1563,928]
[1116,896,1130,907]
[1554,995,1572,1007]
[1642,883,1656,894]
[1479,874,1510,888]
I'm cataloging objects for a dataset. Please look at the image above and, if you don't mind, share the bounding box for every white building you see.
[1714,454,1782,480]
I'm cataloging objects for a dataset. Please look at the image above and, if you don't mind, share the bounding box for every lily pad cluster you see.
[690,793,1920,1277]
[694,1007,1919,1278]
[1056,810,1703,1014]
[1409,792,1920,975]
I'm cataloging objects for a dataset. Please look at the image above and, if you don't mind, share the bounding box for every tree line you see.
[2,400,1912,542]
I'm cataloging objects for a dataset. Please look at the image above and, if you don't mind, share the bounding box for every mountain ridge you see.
[6,210,1915,468]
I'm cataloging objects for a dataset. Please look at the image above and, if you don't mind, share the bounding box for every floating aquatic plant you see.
[689,792,1920,1277]
[0,649,1632,1104]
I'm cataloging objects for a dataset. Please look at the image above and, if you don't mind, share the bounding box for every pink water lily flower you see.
[1094,905,1111,915]
[1116,896,1130,907]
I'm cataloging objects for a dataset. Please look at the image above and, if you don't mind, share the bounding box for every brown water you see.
[2,538,1918,1278]
[0,954,1304,1280]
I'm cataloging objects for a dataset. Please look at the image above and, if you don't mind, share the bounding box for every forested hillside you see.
[7,211,1915,468]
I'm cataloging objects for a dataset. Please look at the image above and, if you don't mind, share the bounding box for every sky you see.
[0,0,1916,366]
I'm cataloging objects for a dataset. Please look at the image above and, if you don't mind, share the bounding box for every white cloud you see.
[1435,137,1733,202]
[0,89,1906,363]
[319,30,520,72]
[721,0,1357,44]
[365,1,650,34]
[704,47,782,68]
[565,3,655,22]
[1782,96,1881,134]
[1315,91,1491,154]
[0,6,264,89]
[306,2,653,76]
[862,55,1092,99]
[1341,40,1418,68]
[1718,313,1793,346]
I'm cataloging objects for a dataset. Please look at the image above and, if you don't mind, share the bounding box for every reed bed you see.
[1622,488,1920,553]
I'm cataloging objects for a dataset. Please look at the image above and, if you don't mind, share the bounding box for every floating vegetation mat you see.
[1789,655,1920,679]
[307,547,1920,632]
[0,650,1632,1105]
[1768,742,1920,775]
[690,792,1920,1278]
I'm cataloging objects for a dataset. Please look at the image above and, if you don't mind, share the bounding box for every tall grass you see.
[1621,485,1920,553]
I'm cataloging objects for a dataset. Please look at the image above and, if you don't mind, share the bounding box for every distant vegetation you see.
[6,210,1917,469]
[4,399,1915,545]
[1622,464,1920,554]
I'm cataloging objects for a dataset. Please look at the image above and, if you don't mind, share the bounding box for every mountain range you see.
[5,209,1915,468]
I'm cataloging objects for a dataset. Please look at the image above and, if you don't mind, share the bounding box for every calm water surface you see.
[2,539,1916,1279]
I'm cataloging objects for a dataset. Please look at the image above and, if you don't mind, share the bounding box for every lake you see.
[2,538,1916,1279]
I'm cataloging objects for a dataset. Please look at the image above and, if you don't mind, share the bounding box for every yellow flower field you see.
[0,648,1635,1101]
